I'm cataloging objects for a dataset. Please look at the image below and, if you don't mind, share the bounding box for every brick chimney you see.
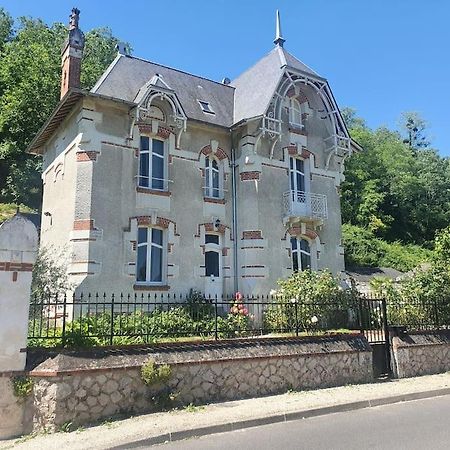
[60,8,85,99]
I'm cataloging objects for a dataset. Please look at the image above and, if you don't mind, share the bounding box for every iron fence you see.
[28,292,362,348]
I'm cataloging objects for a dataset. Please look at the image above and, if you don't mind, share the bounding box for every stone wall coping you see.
[0,370,27,377]
[392,330,450,349]
[27,334,371,378]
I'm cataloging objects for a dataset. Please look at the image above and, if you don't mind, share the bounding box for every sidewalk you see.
[2,372,450,450]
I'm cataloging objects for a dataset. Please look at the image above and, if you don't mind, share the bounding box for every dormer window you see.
[289,98,303,128]
[198,100,215,115]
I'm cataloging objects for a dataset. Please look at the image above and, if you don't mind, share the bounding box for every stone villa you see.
[28,9,361,296]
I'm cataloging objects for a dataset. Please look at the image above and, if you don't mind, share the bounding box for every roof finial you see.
[274,10,285,47]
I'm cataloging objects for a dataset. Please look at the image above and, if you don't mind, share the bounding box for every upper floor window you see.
[136,227,165,284]
[204,156,222,199]
[139,136,167,190]
[291,237,311,272]
[289,98,303,128]
[289,157,305,193]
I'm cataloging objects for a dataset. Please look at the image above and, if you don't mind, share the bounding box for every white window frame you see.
[291,237,311,272]
[138,136,168,191]
[204,156,223,199]
[289,97,303,128]
[204,233,221,277]
[289,157,306,193]
[136,227,166,285]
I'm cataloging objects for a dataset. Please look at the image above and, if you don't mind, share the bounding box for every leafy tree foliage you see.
[342,110,450,246]
[0,10,123,209]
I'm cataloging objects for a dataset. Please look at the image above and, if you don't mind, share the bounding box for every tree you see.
[0,10,126,210]
[399,111,430,150]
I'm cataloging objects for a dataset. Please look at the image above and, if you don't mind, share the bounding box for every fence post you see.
[433,298,440,330]
[110,293,115,345]
[61,292,67,347]
[295,298,299,337]
[358,296,365,333]
[214,295,218,340]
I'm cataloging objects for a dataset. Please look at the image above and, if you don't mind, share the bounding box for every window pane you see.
[289,157,293,170]
[138,228,148,244]
[152,229,163,246]
[297,172,305,191]
[139,153,149,187]
[152,154,164,189]
[212,170,219,196]
[150,246,163,282]
[301,252,311,270]
[205,234,219,245]
[296,159,304,173]
[300,239,310,253]
[136,245,147,282]
[292,252,299,272]
[205,251,220,277]
[205,157,210,168]
[290,237,297,250]
[152,139,164,156]
[212,159,218,170]
[140,136,149,151]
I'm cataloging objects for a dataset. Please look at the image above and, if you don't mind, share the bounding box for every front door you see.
[289,157,309,216]
[204,234,223,299]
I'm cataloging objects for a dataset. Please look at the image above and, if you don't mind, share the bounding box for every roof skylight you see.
[198,100,215,115]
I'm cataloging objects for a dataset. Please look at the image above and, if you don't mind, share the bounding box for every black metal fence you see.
[28,292,362,348]
[28,292,450,348]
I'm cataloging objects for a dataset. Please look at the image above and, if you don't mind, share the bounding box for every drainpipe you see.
[231,147,239,293]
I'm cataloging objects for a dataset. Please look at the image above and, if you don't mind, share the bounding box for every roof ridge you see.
[281,47,319,76]
[125,54,235,89]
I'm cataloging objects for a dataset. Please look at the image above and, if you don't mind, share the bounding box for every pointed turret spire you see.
[273,10,285,47]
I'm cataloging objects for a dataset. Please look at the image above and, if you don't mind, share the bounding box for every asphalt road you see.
[157,395,450,450]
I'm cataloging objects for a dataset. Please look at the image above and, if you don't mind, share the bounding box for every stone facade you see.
[9,335,372,433]
[391,331,450,378]
[29,11,361,297]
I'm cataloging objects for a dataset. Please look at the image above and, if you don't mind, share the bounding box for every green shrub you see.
[141,359,172,386]
[12,376,34,398]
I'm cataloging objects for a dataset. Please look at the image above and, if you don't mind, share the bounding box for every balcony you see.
[282,190,328,224]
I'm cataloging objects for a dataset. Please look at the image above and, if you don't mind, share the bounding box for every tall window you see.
[205,233,220,277]
[291,237,311,272]
[289,98,303,128]
[139,137,165,190]
[136,227,164,284]
[289,157,305,193]
[204,156,221,198]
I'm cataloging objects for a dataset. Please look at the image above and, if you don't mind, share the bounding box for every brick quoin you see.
[137,124,173,140]
[200,145,228,160]
[242,230,262,240]
[240,171,261,181]
[135,216,172,229]
[76,151,98,162]
[73,219,95,230]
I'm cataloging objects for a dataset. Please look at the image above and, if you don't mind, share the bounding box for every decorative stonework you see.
[76,151,98,162]
[240,171,261,181]
[137,123,174,140]
[242,230,262,240]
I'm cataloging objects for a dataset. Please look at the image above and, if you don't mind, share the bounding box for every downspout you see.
[231,147,239,294]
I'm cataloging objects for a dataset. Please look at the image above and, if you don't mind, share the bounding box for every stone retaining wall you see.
[2,335,373,436]
[391,331,450,378]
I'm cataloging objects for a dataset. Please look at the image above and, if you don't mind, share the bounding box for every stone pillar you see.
[0,214,38,371]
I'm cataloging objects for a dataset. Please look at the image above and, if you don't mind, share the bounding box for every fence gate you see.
[360,298,391,377]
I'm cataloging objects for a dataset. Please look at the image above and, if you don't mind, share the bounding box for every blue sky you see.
[3,0,450,154]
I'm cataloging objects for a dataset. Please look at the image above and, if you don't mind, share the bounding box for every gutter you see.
[231,147,239,293]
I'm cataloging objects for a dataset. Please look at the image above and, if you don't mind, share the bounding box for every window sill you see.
[203,197,226,204]
[136,187,171,197]
[133,284,170,291]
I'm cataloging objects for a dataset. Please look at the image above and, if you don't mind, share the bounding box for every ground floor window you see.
[205,233,220,277]
[291,237,311,272]
[136,227,164,283]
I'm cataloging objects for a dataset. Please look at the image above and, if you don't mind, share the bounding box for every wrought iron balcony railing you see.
[282,190,328,221]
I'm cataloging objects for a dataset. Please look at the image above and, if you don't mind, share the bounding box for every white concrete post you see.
[0,214,38,371]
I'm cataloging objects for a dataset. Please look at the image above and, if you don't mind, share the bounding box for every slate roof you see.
[231,46,322,124]
[92,55,235,128]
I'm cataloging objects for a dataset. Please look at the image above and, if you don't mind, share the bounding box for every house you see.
[28,9,361,296]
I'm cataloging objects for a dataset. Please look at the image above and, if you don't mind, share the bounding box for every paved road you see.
[157,395,450,450]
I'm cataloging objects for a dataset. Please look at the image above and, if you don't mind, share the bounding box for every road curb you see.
[111,387,450,449]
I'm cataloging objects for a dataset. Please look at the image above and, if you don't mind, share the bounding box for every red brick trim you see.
[199,145,228,161]
[203,197,226,204]
[136,187,171,197]
[289,127,307,136]
[222,247,229,256]
[133,284,170,291]
[240,171,260,181]
[130,240,137,251]
[137,123,174,140]
[241,275,265,278]
[73,219,96,231]
[195,222,231,237]
[0,262,33,272]
[242,230,262,240]
[241,265,265,269]
[70,238,96,242]
[132,216,179,236]
[287,144,298,156]
[284,227,318,240]
[240,246,265,250]
[76,151,98,162]
[101,141,138,151]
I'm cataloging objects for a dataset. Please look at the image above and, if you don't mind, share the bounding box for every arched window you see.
[136,227,165,284]
[204,156,221,199]
[290,237,311,272]
[289,98,303,128]
[138,136,167,191]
